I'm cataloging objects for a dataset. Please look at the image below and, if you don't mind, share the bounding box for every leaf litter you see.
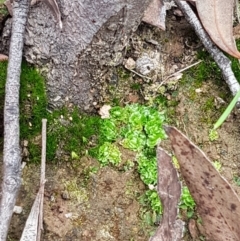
[2,4,240,241]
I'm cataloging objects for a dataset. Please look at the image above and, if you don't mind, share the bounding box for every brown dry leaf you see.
[0,54,8,61]
[165,126,240,241]
[142,0,166,30]
[4,0,12,16]
[196,0,240,58]
[150,147,184,241]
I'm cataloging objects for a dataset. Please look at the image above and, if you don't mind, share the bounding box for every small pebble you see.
[65,212,72,218]
[13,206,23,214]
[61,191,70,200]
[124,57,136,70]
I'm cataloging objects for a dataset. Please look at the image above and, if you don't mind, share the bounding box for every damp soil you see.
[1,7,240,241]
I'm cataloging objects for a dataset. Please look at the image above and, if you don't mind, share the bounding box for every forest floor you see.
[1,4,240,241]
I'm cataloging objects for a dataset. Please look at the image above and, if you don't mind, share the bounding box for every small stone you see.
[13,206,23,214]
[98,105,111,119]
[22,147,29,157]
[23,140,28,147]
[195,88,202,93]
[21,162,27,170]
[65,212,73,218]
[61,191,70,200]
[124,57,136,70]
[53,96,61,102]
[135,55,156,75]
[173,9,183,17]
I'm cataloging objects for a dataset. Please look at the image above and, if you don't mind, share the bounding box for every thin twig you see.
[174,0,240,101]
[124,67,152,81]
[166,60,202,80]
[20,119,47,241]
[0,0,30,239]
[37,119,47,241]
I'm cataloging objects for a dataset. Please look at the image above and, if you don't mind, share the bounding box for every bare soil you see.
[1,7,240,241]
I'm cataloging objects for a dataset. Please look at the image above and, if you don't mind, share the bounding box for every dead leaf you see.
[0,54,8,61]
[4,0,12,16]
[188,219,199,240]
[165,126,240,241]
[127,93,139,103]
[143,0,166,30]
[150,146,184,241]
[196,0,240,58]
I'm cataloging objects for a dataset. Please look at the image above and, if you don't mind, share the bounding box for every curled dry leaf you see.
[165,126,240,241]
[196,0,240,58]
[0,54,8,61]
[150,146,184,241]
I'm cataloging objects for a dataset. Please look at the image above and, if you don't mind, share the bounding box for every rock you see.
[13,206,23,214]
[124,57,136,70]
[135,54,156,75]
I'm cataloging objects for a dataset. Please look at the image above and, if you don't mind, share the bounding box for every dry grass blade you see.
[20,186,43,241]
[150,146,184,241]
[20,119,47,241]
[196,0,240,58]
[165,126,240,241]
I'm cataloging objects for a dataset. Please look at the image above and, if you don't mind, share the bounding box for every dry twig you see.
[174,0,240,100]
[20,119,47,241]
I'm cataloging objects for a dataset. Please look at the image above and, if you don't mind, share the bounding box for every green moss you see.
[131,83,141,90]
[20,62,48,138]
[0,61,7,142]
[202,97,215,111]
[117,66,131,80]
[0,61,103,163]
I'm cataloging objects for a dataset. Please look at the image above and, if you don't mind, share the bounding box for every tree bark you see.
[0,0,29,240]
[1,0,152,113]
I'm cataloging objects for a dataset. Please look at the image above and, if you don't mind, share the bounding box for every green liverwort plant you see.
[179,186,196,218]
[95,104,167,215]
[98,142,121,166]
[137,153,158,185]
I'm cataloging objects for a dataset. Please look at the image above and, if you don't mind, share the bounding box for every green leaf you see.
[98,142,121,166]
[100,119,118,141]
[214,89,240,130]
[121,130,146,151]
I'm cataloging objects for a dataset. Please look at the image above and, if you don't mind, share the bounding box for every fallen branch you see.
[174,0,240,98]
[0,0,30,240]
